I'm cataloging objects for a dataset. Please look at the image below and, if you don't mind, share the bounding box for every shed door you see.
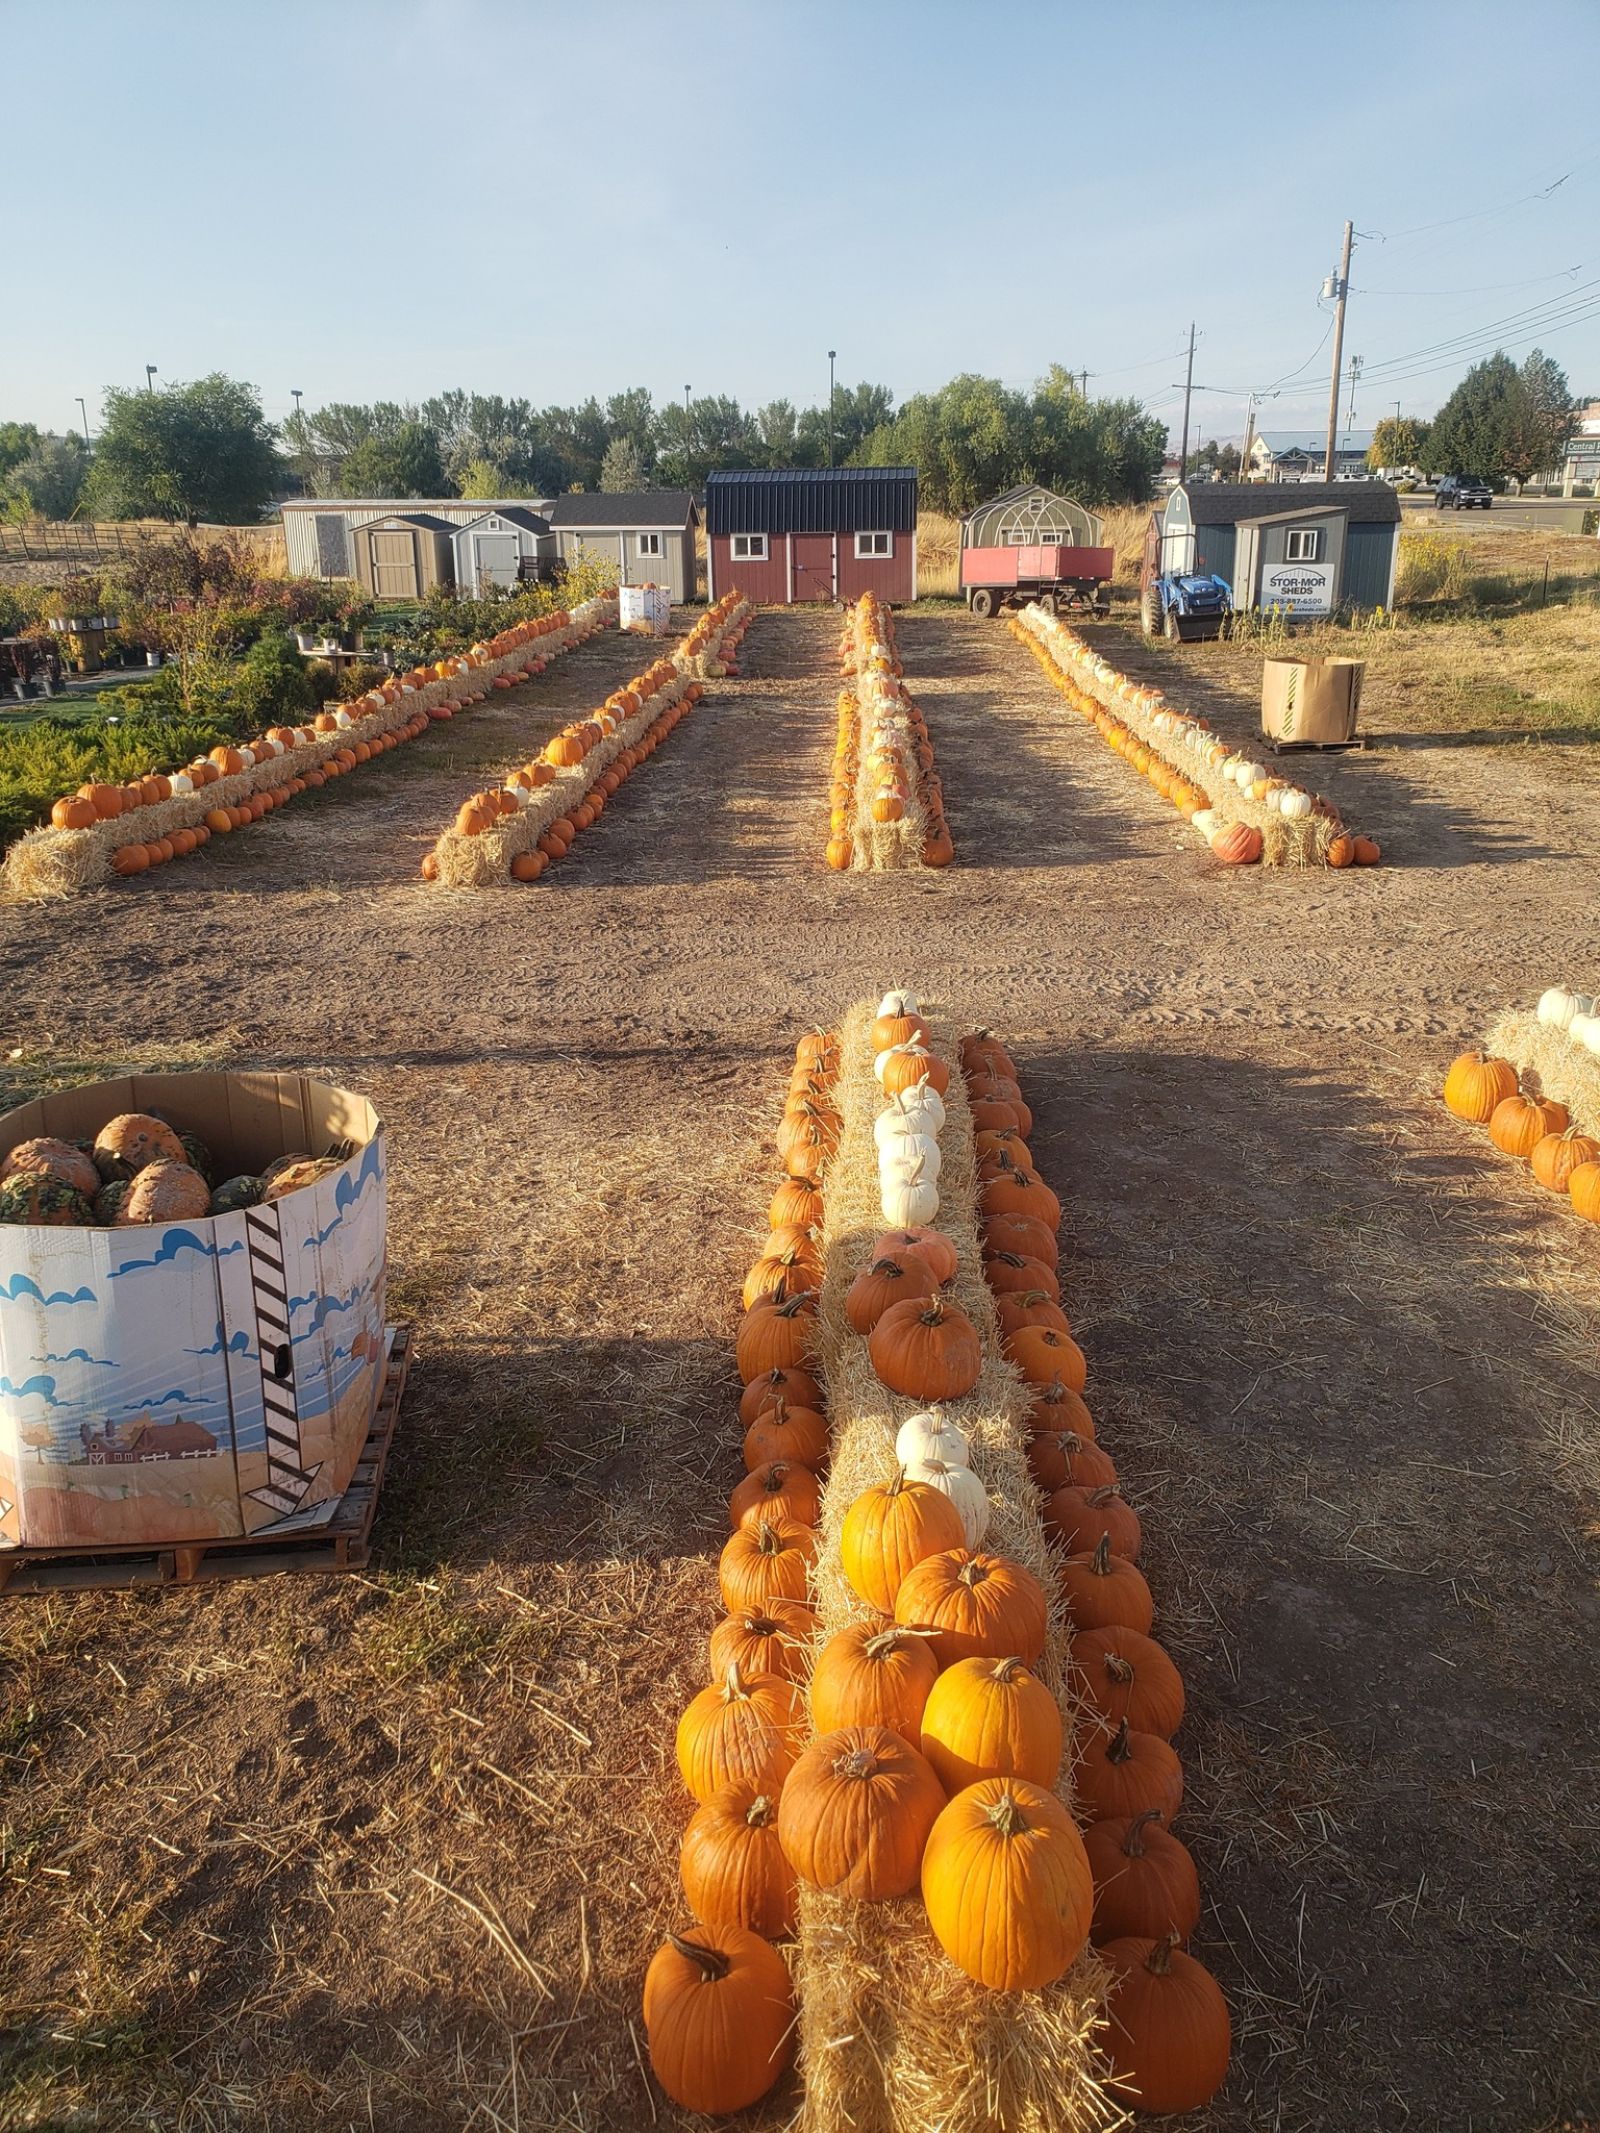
[792,533,835,601]
[472,534,521,589]
[370,530,419,598]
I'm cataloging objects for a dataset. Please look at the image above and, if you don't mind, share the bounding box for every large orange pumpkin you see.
[918,1654,1062,1794]
[680,1783,798,1939]
[1098,1934,1231,2113]
[921,1777,1093,1991]
[1070,1625,1186,1740]
[1074,1718,1184,1824]
[738,1365,822,1428]
[708,1596,815,1685]
[845,1253,939,1333]
[893,1549,1048,1668]
[1047,1483,1142,1560]
[1488,1092,1568,1159]
[736,1292,817,1382]
[1060,1534,1155,1636]
[719,1516,816,1614]
[776,1724,945,1900]
[1442,1051,1518,1124]
[675,1664,803,1804]
[742,1399,830,1475]
[1084,1810,1202,1947]
[1531,1126,1600,1193]
[840,1472,965,1612]
[867,1296,983,1402]
[809,1622,939,1739]
[643,1926,794,2115]
[729,1459,821,1532]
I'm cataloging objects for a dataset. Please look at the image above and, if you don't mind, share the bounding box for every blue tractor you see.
[1140,513,1232,642]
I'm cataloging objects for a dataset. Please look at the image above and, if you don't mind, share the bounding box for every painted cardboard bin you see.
[619,584,673,637]
[0,1073,386,1552]
[1261,656,1364,746]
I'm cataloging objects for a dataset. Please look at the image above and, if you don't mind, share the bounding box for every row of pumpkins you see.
[0,1110,337,1228]
[681,591,752,674]
[68,608,604,878]
[1011,605,1380,869]
[1444,1039,1600,1221]
[826,596,953,871]
[643,995,1228,2119]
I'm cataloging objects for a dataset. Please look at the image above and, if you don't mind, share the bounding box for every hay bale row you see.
[0,594,617,901]
[828,598,952,872]
[1483,1009,1600,1138]
[1012,602,1349,869]
[794,998,1115,2133]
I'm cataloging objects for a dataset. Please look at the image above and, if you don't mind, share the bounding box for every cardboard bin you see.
[619,584,673,637]
[0,1073,386,1553]
[1261,656,1364,746]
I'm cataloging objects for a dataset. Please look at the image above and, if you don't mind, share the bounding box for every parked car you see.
[1436,474,1493,510]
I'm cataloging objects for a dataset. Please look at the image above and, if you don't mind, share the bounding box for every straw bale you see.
[1483,1008,1600,1136]
[793,997,1115,2133]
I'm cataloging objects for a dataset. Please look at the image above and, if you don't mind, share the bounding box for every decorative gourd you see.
[1071,1625,1186,1740]
[116,1161,212,1226]
[1488,1093,1569,1159]
[729,1459,821,1532]
[1085,1811,1202,1947]
[840,1472,965,1612]
[1060,1534,1155,1636]
[1,1137,101,1200]
[1531,1126,1600,1192]
[919,1654,1061,1793]
[776,1724,945,1900]
[263,1155,341,1203]
[708,1597,815,1685]
[92,1112,186,1181]
[1074,1718,1184,1824]
[1442,1051,1518,1124]
[920,1778,1093,1992]
[893,1548,1048,1667]
[844,1253,939,1334]
[177,1132,214,1184]
[208,1174,265,1215]
[742,1399,830,1474]
[92,1180,131,1224]
[680,1785,798,1940]
[736,1292,816,1381]
[675,1664,803,1804]
[872,1225,959,1285]
[1099,1934,1231,2114]
[902,1456,990,1547]
[1537,986,1589,1031]
[809,1623,939,1738]
[893,1407,969,1471]
[0,1175,94,1226]
[718,1516,816,1614]
[642,1926,794,2116]
[872,1085,946,1144]
[879,1149,940,1229]
[738,1365,821,1428]
[1047,1482,1142,1559]
[867,1296,982,1401]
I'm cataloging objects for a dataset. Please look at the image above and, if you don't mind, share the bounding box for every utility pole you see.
[1177,322,1196,482]
[75,397,90,444]
[145,364,158,393]
[1323,220,1353,478]
[1239,393,1259,483]
[828,350,837,468]
[1344,355,1363,449]
[1079,369,1089,398]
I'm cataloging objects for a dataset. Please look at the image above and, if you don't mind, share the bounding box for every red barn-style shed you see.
[705,468,918,605]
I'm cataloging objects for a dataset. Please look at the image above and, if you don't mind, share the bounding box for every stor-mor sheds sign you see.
[1260,562,1335,617]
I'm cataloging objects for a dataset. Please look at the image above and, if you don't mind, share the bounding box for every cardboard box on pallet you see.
[1261,655,1364,745]
[0,1073,386,1553]
[619,584,673,636]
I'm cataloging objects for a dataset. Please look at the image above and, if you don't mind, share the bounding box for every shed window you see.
[731,533,768,561]
[1285,527,1321,562]
[1038,529,1063,544]
[854,531,892,559]
[636,531,663,557]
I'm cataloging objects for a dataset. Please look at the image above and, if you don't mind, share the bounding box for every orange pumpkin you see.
[776,1724,945,1900]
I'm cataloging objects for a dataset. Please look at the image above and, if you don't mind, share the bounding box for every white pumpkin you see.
[1569,1010,1600,1055]
[881,1165,939,1227]
[873,1087,946,1147]
[894,1407,971,1469]
[877,987,920,1021]
[1192,809,1219,839]
[903,1458,991,1547]
[168,772,195,796]
[1539,987,1591,1030]
[1280,789,1313,820]
[881,1133,942,1185]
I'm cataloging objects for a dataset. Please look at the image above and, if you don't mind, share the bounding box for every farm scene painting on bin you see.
[0,1074,386,1550]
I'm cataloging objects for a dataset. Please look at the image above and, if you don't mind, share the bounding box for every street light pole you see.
[828,350,837,468]
[145,365,157,393]
[75,397,90,444]
[291,389,303,419]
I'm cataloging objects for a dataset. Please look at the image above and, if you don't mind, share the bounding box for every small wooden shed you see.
[546,491,697,603]
[350,513,456,600]
[450,507,553,592]
[961,483,1103,550]
[704,468,918,604]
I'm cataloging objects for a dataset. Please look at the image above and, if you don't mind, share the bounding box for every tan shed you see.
[350,513,456,599]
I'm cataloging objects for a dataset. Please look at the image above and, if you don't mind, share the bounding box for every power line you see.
[1358,300,1600,389]
[1363,147,1600,245]
[1358,278,1600,382]
[1354,261,1591,299]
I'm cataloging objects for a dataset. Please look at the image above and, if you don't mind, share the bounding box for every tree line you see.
[1364,350,1578,483]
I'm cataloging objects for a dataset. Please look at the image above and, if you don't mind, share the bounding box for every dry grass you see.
[794,996,1117,2133]
[914,506,1151,603]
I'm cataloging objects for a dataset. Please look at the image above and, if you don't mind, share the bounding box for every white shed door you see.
[472,534,521,589]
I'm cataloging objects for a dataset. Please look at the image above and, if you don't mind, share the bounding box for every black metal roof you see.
[547,490,695,529]
[1180,481,1401,527]
[455,505,551,536]
[705,468,918,535]
[375,512,455,534]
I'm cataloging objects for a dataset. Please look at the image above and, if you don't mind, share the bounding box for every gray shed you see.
[451,506,553,592]
[546,491,697,603]
[961,483,1103,549]
[349,513,457,599]
[1161,482,1401,615]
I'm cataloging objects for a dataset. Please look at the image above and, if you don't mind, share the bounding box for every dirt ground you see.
[0,605,1597,2133]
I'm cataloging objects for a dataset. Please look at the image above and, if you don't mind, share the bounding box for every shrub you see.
[1395,534,1470,606]
[230,631,317,725]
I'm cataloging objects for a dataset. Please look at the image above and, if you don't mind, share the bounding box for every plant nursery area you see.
[0,595,1596,2133]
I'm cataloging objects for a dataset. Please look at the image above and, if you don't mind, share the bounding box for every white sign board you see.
[1260,562,1335,617]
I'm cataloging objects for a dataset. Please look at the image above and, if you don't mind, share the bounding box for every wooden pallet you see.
[0,1325,411,1596]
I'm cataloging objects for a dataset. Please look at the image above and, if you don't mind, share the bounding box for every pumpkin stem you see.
[1146,1933,1180,1976]
[745,1794,775,1828]
[991,1656,1027,1684]
[720,1663,751,1703]
[1105,1653,1136,1684]
[869,1256,909,1279]
[984,1790,1029,1839]
[835,1746,880,1782]
[956,1556,990,1590]
[1123,1809,1163,1858]
[1087,1485,1122,1507]
[988,1251,1028,1270]
[668,1932,732,1982]
[1105,1718,1133,1765]
[1090,1533,1113,1576]
[754,1521,787,1557]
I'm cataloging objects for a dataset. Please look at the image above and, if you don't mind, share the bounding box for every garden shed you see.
[450,507,553,592]
[1158,481,1401,616]
[545,491,697,603]
[961,483,1102,549]
[349,514,456,600]
[279,498,555,580]
[705,468,918,605]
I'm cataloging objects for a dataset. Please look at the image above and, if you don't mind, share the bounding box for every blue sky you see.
[8,0,1600,444]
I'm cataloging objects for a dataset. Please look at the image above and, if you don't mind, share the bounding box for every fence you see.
[0,519,286,568]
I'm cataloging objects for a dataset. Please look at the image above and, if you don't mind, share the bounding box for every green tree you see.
[1366,416,1431,470]
[457,455,508,499]
[1421,353,1544,479]
[599,436,646,491]
[798,380,896,467]
[87,374,280,523]
[754,399,798,464]
[3,433,88,519]
[0,423,43,484]
[337,421,448,498]
[1507,348,1574,480]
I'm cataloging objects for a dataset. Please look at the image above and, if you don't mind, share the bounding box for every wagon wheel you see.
[1036,590,1058,616]
[969,588,997,618]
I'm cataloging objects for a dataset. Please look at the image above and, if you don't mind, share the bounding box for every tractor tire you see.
[1036,590,1058,616]
[1140,588,1161,637]
[1163,603,1184,642]
[969,588,997,618]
